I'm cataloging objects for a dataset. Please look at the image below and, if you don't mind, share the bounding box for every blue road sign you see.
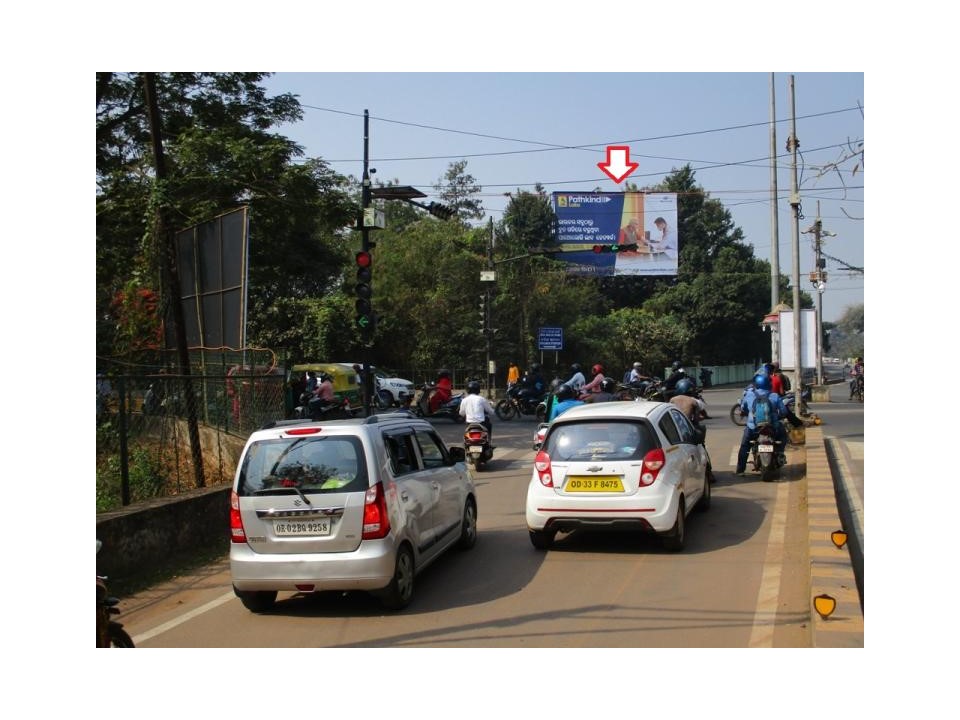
[538,327,563,350]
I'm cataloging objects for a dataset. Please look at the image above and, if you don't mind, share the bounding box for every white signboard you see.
[778,309,817,370]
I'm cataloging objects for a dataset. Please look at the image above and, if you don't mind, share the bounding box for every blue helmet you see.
[753,373,771,392]
[675,378,695,395]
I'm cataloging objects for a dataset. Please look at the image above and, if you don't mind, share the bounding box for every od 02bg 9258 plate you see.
[565,476,624,492]
[273,519,332,536]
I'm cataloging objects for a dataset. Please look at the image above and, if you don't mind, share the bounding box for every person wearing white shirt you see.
[459,380,495,442]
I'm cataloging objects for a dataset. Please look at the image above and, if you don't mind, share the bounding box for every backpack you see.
[751,393,775,427]
[780,372,792,392]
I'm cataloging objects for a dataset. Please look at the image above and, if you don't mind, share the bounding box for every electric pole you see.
[787,75,803,411]
[769,72,781,363]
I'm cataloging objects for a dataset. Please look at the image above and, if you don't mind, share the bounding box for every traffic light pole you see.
[361,109,375,417]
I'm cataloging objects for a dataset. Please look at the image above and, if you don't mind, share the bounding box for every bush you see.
[96,445,168,512]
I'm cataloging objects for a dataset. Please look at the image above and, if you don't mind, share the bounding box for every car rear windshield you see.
[544,420,657,461]
[237,436,368,496]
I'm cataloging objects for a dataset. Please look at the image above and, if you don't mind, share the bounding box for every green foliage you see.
[433,160,484,221]
[96,445,168,512]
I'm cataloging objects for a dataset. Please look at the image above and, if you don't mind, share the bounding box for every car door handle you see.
[400,491,409,502]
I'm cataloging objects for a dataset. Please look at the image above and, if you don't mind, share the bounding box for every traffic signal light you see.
[426,201,455,220]
[479,293,486,332]
[592,243,638,253]
[355,250,375,334]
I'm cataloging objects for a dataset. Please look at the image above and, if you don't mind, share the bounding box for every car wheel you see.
[662,499,686,551]
[378,545,414,611]
[495,400,516,421]
[696,470,711,512]
[457,498,478,550]
[235,588,277,613]
[529,528,556,550]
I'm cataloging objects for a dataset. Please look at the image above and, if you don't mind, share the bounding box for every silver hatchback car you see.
[230,412,477,612]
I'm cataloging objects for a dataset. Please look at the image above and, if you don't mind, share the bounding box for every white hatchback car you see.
[230,412,477,612]
[525,401,710,551]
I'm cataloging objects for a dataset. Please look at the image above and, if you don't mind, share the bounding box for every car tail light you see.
[286,427,322,436]
[534,450,554,487]
[639,448,665,486]
[362,482,391,539]
[230,490,246,543]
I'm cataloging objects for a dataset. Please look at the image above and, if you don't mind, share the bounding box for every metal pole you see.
[788,75,803,409]
[486,218,495,400]
[769,72,781,363]
[361,109,375,416]
[814,201,824,386]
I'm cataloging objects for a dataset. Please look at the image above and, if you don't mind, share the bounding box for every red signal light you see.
[355,250,372,268]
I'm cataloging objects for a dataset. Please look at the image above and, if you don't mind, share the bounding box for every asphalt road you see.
[116,383,865,648]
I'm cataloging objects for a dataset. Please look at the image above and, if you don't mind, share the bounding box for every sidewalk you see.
[805,426,864,647]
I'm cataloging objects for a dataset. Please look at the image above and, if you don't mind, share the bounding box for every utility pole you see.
[787,75,803,411]
[769,72,781,363]
[808,200,831,386]
[360,109,375,417]
[485,219,495,399]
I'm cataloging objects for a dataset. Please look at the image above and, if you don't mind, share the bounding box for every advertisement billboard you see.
[552,192,678,276]
[777,309,817,371]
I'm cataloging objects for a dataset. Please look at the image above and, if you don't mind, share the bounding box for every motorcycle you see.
[495,384,544,421]
[412,382,464,422]
[96,540,134,648]
[463,423,493,470]
[750,422,786,481]
[294,392,353,421]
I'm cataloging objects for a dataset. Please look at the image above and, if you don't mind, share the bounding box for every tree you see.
[433,160,484,221]
[96,73,356,364]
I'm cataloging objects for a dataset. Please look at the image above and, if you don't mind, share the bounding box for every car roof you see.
[551,400,669,424]
[249,411,429,440]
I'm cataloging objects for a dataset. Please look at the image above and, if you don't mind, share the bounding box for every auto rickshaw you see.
[288,363,363,417]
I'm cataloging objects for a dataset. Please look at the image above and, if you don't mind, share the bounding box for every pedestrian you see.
[507,361,520,388]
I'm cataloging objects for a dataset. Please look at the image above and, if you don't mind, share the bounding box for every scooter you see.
[463,423,493,470]
[96,540,134,648]
[412,383,464,422]
[750,423,786,481]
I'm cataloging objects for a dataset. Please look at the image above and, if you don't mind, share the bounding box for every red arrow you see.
[597,145,639,184]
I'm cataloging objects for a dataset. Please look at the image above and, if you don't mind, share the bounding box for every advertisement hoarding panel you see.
[552,191,678,276]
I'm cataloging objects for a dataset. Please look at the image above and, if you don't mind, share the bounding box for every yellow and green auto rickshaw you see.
[288,363,363,416]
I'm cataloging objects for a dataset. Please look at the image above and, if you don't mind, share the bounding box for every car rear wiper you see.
[252,486,313,506]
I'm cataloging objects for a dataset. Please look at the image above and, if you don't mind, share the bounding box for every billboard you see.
[167,207,249,350]
[777,309,817,371]
[552,192,678,276]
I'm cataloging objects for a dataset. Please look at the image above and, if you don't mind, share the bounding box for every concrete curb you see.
[805,426,864,647]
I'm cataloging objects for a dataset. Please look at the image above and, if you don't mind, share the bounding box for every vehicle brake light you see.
[534,450,554,487]
[466,430,485,441]
[639,448,665,486]
[230,490,247,543]
[362,482,391,539]
[286,427,322,436]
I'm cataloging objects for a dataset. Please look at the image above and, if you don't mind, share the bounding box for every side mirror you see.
[448,446,466,463]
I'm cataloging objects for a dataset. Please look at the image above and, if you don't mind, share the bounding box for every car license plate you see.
[469,445,484,452]
[273,519,331,536]
[758,444,774,452]
[565,476,624,492]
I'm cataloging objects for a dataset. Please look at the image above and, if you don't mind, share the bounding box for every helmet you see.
[591,363,604,376]
[671,360,681,371]
[753,373,771,392]
[530,362,541,373]
[633,362,642,370]
[319,372,332,383]
[600,377,616,393]
[556,384,575,401]
[570,363,581,373]
[437,369,451,380]
[763,363,774,376]
[675,378,694,395]
[467,380,481,394]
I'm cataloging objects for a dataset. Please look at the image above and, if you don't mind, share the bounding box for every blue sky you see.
[262,72,864,322]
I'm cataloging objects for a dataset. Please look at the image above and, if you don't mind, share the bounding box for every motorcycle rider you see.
[548,383,585,421]
[662,361,686,399]
[735,373,799,476]
[670,389,715,483]
[429,369,453,414]
[517,363,546,410]
[459,379,495,443]
[628,361,649,385]
[584,376,618,403]
[565,363,586,393]
[580,363,606,396]
[849,357,864,399]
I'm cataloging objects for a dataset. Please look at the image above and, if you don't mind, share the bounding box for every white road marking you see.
[748,478,788,647]
[131,590,236,644]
